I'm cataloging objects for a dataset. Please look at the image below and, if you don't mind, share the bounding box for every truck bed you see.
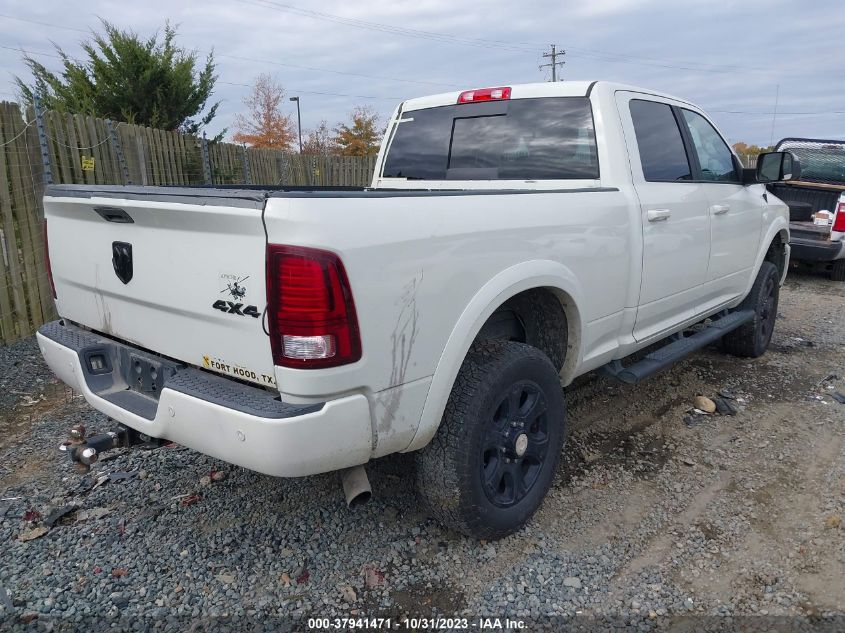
[47,184,368,204]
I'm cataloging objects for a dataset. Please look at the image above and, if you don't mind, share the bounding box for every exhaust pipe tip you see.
[341,465,372,508]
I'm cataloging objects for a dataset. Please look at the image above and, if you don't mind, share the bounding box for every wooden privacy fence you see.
[0,102,53,345]
[0,100,378,346]
[38,108,378,187]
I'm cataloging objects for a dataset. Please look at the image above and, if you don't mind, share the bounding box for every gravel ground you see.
[0,269,843,632]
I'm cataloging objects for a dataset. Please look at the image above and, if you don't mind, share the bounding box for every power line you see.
[709,108,845,115]
[563,46,770,74]
[539,45,565,82]
[206,50,457,89]
[1,7,781,77]
[237,0,542,54]
[0,15,458,90]
[217,81,400,101]
[240,0,774,75]
[4,45,843,117]
[1,47,404,102]
[0,13,88,33]
[0,43,66,60]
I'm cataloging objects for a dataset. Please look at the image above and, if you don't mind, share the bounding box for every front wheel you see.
[831,259,845,282]
[415,341,566,539]
[721,261,780,358]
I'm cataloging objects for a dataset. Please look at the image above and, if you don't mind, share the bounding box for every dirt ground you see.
[554,267,845,617]
[0,267,842,629]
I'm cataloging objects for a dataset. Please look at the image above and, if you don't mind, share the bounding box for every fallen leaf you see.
[341,585,357,603]
[280,573,291,587]
[361,564,385,589]
[76,507,111,522]
[296,568,310,584]
[180,494,201,507]
[109,471,137,482]
[17,526,49,542]
[19,613,38,624]
[22,509,41,522]
[44,506,77,527]
[19,394,45,407]
[112,568,128,578]
[825,515,842,529]
[93,566,103,574]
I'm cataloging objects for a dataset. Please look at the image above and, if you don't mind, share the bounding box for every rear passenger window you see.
[382,97,599,180]
[629,100,692,182]
[680,110,739,182]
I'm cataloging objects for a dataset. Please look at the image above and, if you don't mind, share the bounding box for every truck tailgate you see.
[789,221,830,242]
[44,186,277,388]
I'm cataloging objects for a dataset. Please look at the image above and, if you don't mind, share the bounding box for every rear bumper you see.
[36,321,373,477]
[790,236,845,262]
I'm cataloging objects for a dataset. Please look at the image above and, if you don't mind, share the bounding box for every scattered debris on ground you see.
[0,271,843,625]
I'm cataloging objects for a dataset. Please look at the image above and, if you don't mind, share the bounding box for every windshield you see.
[382,97,599,181]
[777,139,845,185]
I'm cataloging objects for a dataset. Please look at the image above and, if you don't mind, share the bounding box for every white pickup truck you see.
[38,81,797,539]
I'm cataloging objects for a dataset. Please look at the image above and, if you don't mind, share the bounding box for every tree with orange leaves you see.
[303,120,337,155]
[232,74,296,150]
[334,106,381,156]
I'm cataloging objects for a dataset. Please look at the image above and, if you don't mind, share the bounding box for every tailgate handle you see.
[94,207,134,224]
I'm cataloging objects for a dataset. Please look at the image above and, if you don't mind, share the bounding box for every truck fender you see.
[403,259,584,453]
[745,214,790,298]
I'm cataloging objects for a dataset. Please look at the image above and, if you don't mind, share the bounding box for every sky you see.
[0,0,843,146]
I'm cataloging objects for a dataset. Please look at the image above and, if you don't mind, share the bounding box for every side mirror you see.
[755,151,801,183]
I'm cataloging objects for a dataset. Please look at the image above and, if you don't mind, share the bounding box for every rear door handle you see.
[646,208,671,222]
[711,204,730,215]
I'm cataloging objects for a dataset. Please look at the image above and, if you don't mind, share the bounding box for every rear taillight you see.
[833,202,845,232]
[43,220,56,299]
[266,245,361,369]
[457,87,511,104]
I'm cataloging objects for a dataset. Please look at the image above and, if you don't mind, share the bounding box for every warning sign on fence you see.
[81,155,95,171]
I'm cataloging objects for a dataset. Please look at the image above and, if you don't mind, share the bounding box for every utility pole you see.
[539,44,565,82]
[290,96,303,153]
[769,84,780,147]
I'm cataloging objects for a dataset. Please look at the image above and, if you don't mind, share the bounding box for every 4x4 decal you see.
[212,300,261,318]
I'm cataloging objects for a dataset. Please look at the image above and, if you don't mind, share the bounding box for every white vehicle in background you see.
[38,81,797,539]
[765,138,845,279]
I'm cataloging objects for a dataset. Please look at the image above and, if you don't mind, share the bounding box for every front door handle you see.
[711,204,730,215]
[647,208,671,222]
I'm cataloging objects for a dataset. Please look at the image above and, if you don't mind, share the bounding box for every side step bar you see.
[601,310,755,385]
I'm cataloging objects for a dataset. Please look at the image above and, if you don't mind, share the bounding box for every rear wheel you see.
[721,261,780,358]
[415,341,565,539]
[831,260,845,282]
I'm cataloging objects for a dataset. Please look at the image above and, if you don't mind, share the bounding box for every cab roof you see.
[400,80,696,112]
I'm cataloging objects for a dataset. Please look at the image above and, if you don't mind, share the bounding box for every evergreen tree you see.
[16,21,222,138]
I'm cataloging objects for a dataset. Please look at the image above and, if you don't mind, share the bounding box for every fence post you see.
[201,133,212,185]
[134,136,149,186]
[106,120,131,185]
[241,143,251,185]
[32,96,53,186]
[275,153,286,185]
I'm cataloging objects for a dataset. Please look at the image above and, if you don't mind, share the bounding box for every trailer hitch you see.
[59,423,164,472]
